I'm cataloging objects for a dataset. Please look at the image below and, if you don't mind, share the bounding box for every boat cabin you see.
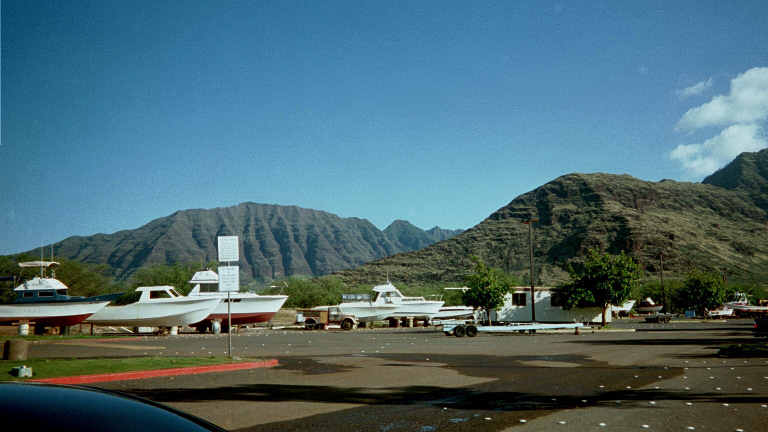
[13,261,77,303]
[13,277,74,303]
[135,286,184,302]
[188,270,220,293]
[370,282,425,304]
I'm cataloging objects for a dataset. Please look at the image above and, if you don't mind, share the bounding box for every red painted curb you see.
[51,336,146,344]
[30,359,279,385]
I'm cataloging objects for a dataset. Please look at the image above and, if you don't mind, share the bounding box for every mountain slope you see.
[337,170,768,286]
[45,203,461,282]
[703,148,768,212]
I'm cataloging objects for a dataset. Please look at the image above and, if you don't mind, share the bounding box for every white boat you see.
[733,304,768,317]
[338,281,444,322]
[333,294,399,323]
[0,261,114,328]
[717,292,768,317]
[637,297,663,313]
[433,305,476,320]
[86,286,221,327]
[707,304,735,318]
[612,299,636,317]
[186,270,288,330]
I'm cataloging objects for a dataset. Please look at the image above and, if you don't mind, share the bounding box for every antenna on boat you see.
[50,244,55,278]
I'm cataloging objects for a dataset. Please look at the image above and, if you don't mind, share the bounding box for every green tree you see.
[674,270,727,316]
[462,256,512,325]
[555,249,640,326]
[265,276,349,308]
[55,260,123,297]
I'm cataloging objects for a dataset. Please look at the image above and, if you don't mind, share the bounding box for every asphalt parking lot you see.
[27,319,768,431]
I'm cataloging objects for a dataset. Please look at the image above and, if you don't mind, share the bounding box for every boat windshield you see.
[169,289,182,297]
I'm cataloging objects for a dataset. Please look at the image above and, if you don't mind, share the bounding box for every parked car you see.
[754,317,768,336]
[0,382,226,431]
[297,306,357,330]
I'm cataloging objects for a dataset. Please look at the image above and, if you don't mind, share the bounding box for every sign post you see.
[217,236,240,358]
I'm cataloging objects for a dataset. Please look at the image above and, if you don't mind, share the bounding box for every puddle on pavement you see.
[275,357,358,375]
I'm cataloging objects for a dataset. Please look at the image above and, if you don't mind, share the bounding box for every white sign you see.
[217,236,239,262]
[218,265,240,292]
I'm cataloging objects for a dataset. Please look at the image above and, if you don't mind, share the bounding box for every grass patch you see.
[0,356,236,381]
[718,342,768,357]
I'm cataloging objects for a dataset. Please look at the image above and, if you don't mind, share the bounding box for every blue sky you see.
[2,0,768,255]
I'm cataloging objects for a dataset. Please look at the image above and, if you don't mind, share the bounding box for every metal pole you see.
[659,253,665,314]
[529,221,535,322]
[523,218,538,322]
[227,289,232,358]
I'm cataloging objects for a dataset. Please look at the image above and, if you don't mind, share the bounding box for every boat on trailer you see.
[0,261,115,330]
[637,297,664,314]
[338,281,444,323]
[85,286,221,328]
[186,270,288,332]
[433,305,476,320]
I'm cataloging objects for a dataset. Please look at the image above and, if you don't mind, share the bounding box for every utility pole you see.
[522,218,539,322]
[659,252,665,313]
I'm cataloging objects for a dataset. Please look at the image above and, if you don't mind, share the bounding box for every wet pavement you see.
[25,319,768,431]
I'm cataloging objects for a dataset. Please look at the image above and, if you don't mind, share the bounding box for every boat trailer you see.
[442,321,584,337]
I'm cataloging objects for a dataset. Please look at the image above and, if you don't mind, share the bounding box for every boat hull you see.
[190,293,288,325]
[434,306,475,320]
[638,305,663,313]
[0,301,111,327]
[382,301,444,319]
[337,303,400,322]
[86,297,221,327]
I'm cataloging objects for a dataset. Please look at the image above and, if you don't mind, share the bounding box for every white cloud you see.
[671,67,768,177]
[670,123,767,176]
[676,67,768,131]
[676,78,713,99]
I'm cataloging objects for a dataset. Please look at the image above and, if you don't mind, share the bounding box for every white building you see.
[493,286,610,324]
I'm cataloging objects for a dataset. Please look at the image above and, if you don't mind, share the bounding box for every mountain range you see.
[41,204,462,283]
[18,148,768,288]
[337,149,768,286]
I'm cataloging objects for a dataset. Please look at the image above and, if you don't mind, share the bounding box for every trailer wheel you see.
[465,325,478,337]
[341,319,354,330]
[454,325,466,337]
[304,320,316,330]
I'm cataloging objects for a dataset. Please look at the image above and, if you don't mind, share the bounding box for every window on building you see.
[550,292,564,307]
[512,293,526,306]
